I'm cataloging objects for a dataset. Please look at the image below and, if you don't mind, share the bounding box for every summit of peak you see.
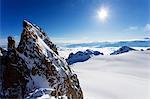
[23,20,42,31]
[23,20,33,27]
[19,20,59,54]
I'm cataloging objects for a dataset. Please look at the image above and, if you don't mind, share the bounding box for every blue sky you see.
[1,0,150,43]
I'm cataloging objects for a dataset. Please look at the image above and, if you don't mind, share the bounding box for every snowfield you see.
[70,50,150,99]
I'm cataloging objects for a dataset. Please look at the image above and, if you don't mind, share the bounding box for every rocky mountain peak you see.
[0,20,83,99]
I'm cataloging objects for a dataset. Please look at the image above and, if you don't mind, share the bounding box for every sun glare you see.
[97,8,108,21]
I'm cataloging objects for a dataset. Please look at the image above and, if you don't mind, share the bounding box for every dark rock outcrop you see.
[66,49,103,65]
[110,46,136,55]
[7,36,16,51]
[147,48,150,50]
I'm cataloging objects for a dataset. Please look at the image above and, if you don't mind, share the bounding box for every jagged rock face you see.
[18,20,58,55]
[1,20,83,99]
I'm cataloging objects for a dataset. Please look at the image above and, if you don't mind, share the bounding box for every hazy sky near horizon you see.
[1,0,150,43]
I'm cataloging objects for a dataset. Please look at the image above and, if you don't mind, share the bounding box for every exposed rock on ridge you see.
[110,46,136,55]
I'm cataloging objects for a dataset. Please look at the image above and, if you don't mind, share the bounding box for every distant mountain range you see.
[66,38,150,48]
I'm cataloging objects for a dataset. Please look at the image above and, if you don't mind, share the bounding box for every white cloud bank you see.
[72,50,150,99]
[128,26,138,30]
[145,24,150,34]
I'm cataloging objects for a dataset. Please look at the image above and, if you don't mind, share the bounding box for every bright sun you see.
[97,8,108,21]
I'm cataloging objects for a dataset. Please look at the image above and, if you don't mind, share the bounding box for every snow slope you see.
[72,50,150,99]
